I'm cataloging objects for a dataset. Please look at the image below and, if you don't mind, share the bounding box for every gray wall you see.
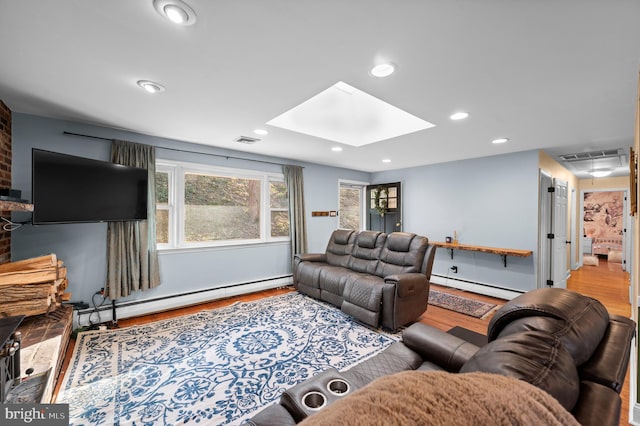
[11,113,541,305]
[372,150,540,293]
[11,113,369,305]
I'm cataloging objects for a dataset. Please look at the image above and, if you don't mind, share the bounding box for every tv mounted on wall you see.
[32,149,148,224]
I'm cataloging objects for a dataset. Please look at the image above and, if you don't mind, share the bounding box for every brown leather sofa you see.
[293,229,436,330]
[247,288,635,426]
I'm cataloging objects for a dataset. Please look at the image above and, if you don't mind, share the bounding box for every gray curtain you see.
[106,140,161,300]
[284,165,308,261]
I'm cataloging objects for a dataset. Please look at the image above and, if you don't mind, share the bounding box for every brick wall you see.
[0,100,11,263]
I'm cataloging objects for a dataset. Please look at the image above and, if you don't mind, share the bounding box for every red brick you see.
[0,99,11,263]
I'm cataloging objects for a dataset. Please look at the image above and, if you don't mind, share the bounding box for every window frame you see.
[268,177,290,238]
[155,162,176,250]
[156,159,290,251]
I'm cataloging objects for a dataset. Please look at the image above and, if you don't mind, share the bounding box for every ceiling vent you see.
[235,136,260,144]
[556,147,628,177]
[559,148,622,162]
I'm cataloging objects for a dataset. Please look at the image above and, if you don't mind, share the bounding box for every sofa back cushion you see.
[488,288,610,366]
[325,229,356,267]
[349,231,386,274]
[375,232,428,278]
[460,331,580,412]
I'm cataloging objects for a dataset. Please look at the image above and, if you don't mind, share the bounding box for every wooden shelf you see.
[0,200,33,212]
[432,241,532,267]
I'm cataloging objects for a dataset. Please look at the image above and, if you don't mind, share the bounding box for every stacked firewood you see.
[0,254,70,317]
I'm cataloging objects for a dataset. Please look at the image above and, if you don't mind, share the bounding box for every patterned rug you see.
[428,289,498,318]
[56,292,398,425]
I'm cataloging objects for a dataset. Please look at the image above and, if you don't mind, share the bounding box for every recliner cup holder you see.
[280,368,356,421]
[302,391,326,411]
[327,378,350,396]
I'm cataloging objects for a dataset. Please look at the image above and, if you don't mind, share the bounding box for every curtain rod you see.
[62,131,298,168]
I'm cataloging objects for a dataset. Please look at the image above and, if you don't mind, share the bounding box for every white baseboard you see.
[73,276,293,329]
[430,274,524,300]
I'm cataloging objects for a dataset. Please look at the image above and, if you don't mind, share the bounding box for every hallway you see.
[568,258,631,318]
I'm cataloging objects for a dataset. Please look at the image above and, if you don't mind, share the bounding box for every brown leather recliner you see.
[293,229,436,330]
[247,288,635,426]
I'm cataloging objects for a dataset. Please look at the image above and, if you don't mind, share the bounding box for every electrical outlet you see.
[450,266,458,273]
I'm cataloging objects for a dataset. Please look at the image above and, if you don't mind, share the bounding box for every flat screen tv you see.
[32,149,148,224]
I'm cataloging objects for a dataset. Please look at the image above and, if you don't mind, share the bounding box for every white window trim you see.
[156,159,290,250]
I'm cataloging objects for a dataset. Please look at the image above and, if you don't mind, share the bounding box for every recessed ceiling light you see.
[382,159,391,163]
[253,129,268,135]
[492,138,509,144]
[137,80,165,93]
[153,0,197,26]
[331,147,343,152]
[370,63,396,78]
[450,112,469,120]
[590,169,613,178]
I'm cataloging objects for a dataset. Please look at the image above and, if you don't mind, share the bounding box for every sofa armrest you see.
[579,315,635,393]
[384,273,427,297]
[571,381,621,426]
[402,323,480,372]
[294,253,326,263]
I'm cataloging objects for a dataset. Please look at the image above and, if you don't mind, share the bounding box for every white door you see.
[552,179,568,288]
[538,170,553,288]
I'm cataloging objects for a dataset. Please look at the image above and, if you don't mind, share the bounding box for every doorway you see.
[366,182,402,233]
[581,189,628,271]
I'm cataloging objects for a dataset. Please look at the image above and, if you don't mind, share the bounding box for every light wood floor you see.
[54,259,632,424]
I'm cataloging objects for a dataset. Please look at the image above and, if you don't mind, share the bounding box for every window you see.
[339,181,366,231]
[156,160,289,249]
[270,180,290,237]
[155,165,174,247]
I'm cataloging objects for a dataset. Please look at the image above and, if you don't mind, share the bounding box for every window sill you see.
[158,239,290,255]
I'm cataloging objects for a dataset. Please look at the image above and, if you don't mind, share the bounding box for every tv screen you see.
[32,149,148,224]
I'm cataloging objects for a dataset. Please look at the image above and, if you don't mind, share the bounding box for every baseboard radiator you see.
[73,275,293,329]
[430,274,524,301]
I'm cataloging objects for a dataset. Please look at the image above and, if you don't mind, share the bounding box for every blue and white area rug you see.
[57,292,399,425]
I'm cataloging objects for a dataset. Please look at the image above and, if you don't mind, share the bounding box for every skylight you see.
[266,81,435,147]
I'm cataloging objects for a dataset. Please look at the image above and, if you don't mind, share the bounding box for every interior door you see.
[552,179,569,288]
[538,170,553,288]
[366,182,401,233]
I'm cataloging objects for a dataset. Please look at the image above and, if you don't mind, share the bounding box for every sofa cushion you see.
[375,233,428,278]
[342,342,424,389]
[342,275,385,326]
[460,331,580,412]
[325,229,356,267]
[349,231,385,274]
[295,261,325,290]
[488,288,610,365]
[333,228,354,245]
[318,266,359,306]
[355,230,382,249]
[387,232,413,252]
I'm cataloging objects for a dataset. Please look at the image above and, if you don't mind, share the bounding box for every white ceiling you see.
[0,1,639,174]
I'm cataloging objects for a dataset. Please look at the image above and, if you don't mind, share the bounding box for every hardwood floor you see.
[54,259,632,424]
